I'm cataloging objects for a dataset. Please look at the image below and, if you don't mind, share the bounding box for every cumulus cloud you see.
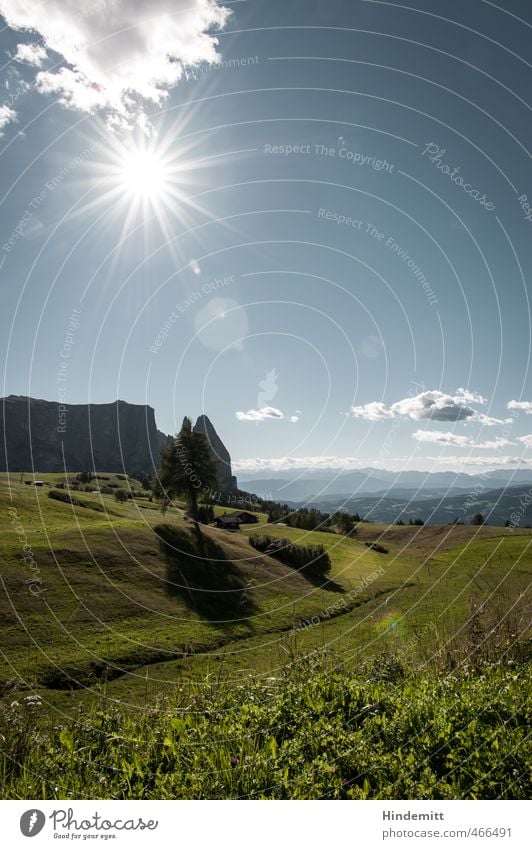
[348,388,509,425]
[0,0,230,129]
[236,407,299,423]
[391,388,486,421]
[233,456,364,472]
[350,401,394,421]
[14,42,47,66]
[508,400,532,414]
[0,104,17,133]
[412,430,513,449]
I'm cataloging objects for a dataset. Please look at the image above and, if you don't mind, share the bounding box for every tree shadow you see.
[155,523,257,625]
[305,574,346,594]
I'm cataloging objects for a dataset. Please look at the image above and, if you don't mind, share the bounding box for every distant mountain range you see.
[239,467,532,525]
[304,486,532,527]
[239,467,532,502]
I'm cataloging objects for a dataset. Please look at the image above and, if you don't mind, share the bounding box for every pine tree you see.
[154,417,218,521]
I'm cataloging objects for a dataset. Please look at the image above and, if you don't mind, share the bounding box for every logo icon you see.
[20,810,46,837]
[257,368,279,408]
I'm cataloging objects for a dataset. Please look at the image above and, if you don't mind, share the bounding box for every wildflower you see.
[10,700,20,709]
[230,756,239,768]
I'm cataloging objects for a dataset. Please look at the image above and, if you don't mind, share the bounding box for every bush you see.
[249,534,331,581]
[364,542,388,554]
[76,471,94,484]
[114,488,129,503]
[48,490,86,508]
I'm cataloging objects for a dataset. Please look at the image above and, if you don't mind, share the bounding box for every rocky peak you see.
[193,414,237,492]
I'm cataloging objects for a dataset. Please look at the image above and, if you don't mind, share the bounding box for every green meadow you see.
[1,473,530,798]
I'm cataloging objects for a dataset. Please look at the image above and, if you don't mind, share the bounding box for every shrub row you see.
[249,534,331,580]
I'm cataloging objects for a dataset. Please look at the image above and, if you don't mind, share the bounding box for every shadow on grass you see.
[154,523,257,625]
[308,574,345,594]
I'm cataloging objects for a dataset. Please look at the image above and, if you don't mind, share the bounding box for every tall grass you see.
[1,649,530,800]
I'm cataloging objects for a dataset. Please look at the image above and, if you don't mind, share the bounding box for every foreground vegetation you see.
[2,652,530,799]
[1,471,531,798]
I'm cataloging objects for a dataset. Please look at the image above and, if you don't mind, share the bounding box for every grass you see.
[2,476,395,700]
[2,654,530,799]
[1,475,531,701]
[1,473,531,798]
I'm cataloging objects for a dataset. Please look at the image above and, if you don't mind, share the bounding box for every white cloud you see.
[517,435,532,447]
[349,388,509,425]
[233,456,364,472]
[350,401,395,421]
[508,400,532,414]
[0,104,17,134]
[0,0,230,129]
[413,430,513,449]
[391,388,485,422]
[236,407,299,423]
[14,42,47,66]
[429,455,532,468]
[412,430,472,447]
[474,413,513,426]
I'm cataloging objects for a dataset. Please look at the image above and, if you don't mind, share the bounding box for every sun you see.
[82,121,226,257]
[119,149,168,201]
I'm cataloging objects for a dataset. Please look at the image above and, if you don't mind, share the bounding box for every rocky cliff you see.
[0,396,162,474]
[193,414,237,492]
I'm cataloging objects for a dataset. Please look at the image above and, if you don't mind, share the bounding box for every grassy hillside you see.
[1,473,531,799]
[1,474,530,711]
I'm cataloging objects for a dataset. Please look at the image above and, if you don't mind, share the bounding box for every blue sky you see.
[1,0,532,473]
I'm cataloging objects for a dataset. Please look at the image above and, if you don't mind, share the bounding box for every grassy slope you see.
[3,659,530,799]
[1,475,531,712]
